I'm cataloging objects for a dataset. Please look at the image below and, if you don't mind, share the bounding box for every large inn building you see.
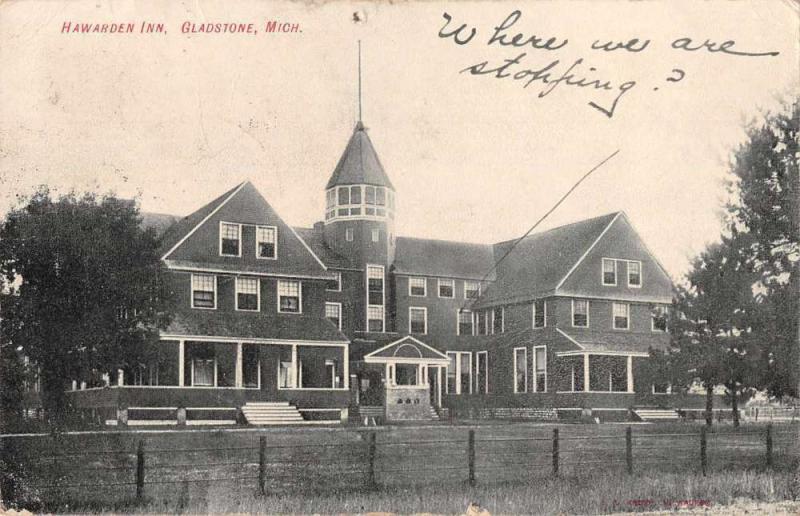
[69,120,711,426]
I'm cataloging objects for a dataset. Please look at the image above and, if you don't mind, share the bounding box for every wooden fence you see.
[6,423,798,504]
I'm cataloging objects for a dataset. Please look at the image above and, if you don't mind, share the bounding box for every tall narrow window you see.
[652,305,668,332]
[337,186,350,205]
[191,274,216,309]
[459,353,472,395]
[446,352,457,394]
[533,346,547,392]
[371,228,379,242]
[438,279,454,298]
[350,185,361,204]
[573,299,589,327]
[602,258,616,285]
[628,261,642,287]
[376,187,386,206]
[409,277,426,297]
[365,186,376,205]
[458,309,473,336]
[256,226,277,259]
[220,222,240,256]
[409,307,427,334]
[277,280,301,313]
[236,277,259,311]
[533,299,546,328]
[476,351,488,394]
[513,347,527,393]
[367,265,384,332]
[492,307,504,334]
[613,302,630,329]
[325,302,342,330]
[464,281,480,299]
[345,228,354,242]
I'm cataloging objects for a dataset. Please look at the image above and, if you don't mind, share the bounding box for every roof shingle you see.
[325,122,394,190]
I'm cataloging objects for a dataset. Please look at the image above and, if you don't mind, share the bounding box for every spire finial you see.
[358,40,362,123]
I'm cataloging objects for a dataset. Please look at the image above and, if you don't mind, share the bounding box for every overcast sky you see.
[0,1,797,280]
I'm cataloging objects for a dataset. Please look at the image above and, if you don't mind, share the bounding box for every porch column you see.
[117,369,124,387]
[178,340,185,387]
[291,344,298,388]
[437,366,443,407]
[626,355,634,393]
[343,345,349,389]
[235,342,243,388]
[583,353,590,392]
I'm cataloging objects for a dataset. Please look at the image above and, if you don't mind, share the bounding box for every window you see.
[325,302,342,330]
[464,280,480,299]
[409,277,426,297]
[236,277,259,311]
[476,351,488,394]
[533,346,547,392]
[220,222,241,256]
[367,306,384,332]
[367,265,384,332]
[613,302,630,330]
[652,305,668,332]
[409,307,427,334]
[338,186,350,205]
[243,345,260,388]
[457,309,473,336]
[345,228,354,241]
[277,280,301,313]
[395,364,418,386]
[256,226,277,259]
[492,307,504,334]
[365,186,376,204]
[572,299,589,327]
[446,351,472,394]
[326,189,335,209]
[191,274,216,309]
[602,258,616,285]
[376,187,386,206]
[438,279,454,298]
[513,347,527,393]
[193,358,215,387]
[476,310,489,335]
[326,272,341,292]
[371,228,379,242]
[652,383,671,394]
[350,185,361,204]
[628,261,642,287]
[533,299,546,328]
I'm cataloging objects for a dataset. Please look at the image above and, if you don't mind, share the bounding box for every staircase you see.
[241,402,305,425]
[634,408,681,422]
[428,406,440,421]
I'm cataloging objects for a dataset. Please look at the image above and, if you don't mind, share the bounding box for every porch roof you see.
[163,310,348,343]
[363,335,450,363]
[555,328,665,355]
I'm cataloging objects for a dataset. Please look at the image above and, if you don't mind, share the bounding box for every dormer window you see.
[602,258,617,285]
[256,226,277,259]
[628,261,642,287]
[220,222,241,256]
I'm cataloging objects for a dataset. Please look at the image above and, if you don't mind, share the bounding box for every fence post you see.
[765,423,773,468]
[136,439,145,500]
[468,429,475,486]
[625,426,633,475]
[258,436,266,496]
[552,428,559,477]
[700,426,707,477]
[367,431,377,489]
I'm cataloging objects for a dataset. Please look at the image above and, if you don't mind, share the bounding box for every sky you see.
[0,0,797,280]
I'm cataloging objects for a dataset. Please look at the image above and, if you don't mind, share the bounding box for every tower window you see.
[376,187,386,206]
[345,228,354,241]
[220,222,241,256]
[371,229,379,242]
[365,186,375,205]
[338,187,350,205]
[351,185,361,204]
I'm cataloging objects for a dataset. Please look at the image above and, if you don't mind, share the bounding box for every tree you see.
[725,98,799,399]
[0,188,172,426]
[669,233,763,427]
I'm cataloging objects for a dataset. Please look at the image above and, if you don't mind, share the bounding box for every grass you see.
[2,421,798,513]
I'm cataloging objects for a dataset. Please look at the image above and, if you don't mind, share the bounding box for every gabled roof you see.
[472,212,620,308]
[393,237,496,280]
[363,335,450,362]
[158,182,246,259]
[293,226,358,270]
[325,122,394,190]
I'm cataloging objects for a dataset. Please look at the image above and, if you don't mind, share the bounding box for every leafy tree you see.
[725,98,799,399]
[0,188,172,426]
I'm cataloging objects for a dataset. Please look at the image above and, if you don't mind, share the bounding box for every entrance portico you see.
[362,336,450,421]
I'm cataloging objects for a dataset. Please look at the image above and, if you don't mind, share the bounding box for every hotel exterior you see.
[68,120,710,426]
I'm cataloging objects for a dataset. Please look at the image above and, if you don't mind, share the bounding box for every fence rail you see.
[11,423,799,503]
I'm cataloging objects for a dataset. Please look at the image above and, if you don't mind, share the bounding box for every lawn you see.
[1,421,798,513]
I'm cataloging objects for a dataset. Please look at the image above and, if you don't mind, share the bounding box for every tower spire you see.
[358,40,362,123]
